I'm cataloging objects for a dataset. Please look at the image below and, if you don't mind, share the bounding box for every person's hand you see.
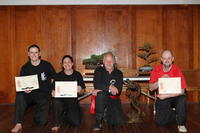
[162,74,169,78]
[77,86,82,93]
[24,90,32,93]
[92,89,102,96]
[149,82,158,91]
[156,94,168,100]
[51,90,55,97]
[109,85,118,95]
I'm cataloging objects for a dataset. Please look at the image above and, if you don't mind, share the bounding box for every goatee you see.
[163,64,172,69]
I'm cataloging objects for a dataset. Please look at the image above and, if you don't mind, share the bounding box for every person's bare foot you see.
[51,126,60,131]
[11,123,22,133]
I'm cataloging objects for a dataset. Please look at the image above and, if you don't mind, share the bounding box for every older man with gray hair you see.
[92,53,125,131]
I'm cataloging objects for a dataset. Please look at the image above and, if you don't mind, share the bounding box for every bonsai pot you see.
[139,66,153,72]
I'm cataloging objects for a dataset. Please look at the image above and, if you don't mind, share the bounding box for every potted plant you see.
[137,43,157,72]
[83,51,113,69]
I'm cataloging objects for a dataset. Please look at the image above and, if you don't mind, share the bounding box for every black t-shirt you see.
[53,70,86,90]
[93,66,123,95]
[20,60,56,93]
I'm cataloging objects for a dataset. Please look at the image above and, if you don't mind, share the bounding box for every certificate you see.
[158,77,182,94]
[15,74,39,92]
[55,81,77,98]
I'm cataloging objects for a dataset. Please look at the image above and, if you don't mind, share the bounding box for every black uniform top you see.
[20,60,56,93]
[93,66,123,96]
[53,70,86,90]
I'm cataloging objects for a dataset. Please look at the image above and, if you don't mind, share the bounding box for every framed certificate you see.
[158,77,182,94]
[15,74,39,92]
[55,81,77,98]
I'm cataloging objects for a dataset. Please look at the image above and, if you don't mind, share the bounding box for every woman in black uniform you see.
[51,55,86,131]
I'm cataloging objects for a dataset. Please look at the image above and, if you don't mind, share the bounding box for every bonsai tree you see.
[83,51,113,69]
[137,43,157,67]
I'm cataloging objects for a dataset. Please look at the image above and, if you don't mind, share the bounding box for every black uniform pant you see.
[95,91,125,126]
[52,98,81,126]
[14,91,50,125]
[155,95,187,126]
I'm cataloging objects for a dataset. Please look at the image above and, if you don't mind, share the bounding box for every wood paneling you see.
[183,70,200,102]
[135,6,163,69]
[0,5,200,104]
[164,6,194,69]
[41,6,72,71]
[73,6,133,70]
[14,6,41,74]
[0,7,11,103]
[103,6,132,69]
[72,6,102,70]
[192,6,200,69]
[198,6,200,69]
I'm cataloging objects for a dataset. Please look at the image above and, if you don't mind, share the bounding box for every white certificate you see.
[55,81,77,98]
[158,77,182,94]
[15,74,39,92]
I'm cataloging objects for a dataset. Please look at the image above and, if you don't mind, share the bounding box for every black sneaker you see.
[93,123,102,131]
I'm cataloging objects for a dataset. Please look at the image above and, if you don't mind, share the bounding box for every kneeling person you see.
[51,55,86,131]
[149,50,187,132]
[92,53,125,131]
[12,44,56,133]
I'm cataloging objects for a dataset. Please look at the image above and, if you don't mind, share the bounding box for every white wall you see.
[0,0,200,5]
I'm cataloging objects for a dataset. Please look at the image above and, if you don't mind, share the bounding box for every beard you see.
[163,63,172,69]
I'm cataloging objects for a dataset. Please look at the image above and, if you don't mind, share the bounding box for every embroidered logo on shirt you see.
[41,72,47,81]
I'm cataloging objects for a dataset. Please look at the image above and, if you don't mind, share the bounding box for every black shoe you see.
[93,123,102,131]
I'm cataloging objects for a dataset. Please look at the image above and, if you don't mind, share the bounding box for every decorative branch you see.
[137,43,157,66]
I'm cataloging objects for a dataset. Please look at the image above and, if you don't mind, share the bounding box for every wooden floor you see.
[0,103,199,133]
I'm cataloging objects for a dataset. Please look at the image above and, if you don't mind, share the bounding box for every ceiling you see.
[0,0,200,6]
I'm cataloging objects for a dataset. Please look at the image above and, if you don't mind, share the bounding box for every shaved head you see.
[162,50,173,58]
[161,50,174,69]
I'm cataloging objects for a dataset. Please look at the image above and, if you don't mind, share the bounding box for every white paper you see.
[15,75,39,92]
[158,77,182,94]
[55,81,77,98]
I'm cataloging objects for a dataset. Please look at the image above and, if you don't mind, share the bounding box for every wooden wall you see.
[0,5,200,104]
